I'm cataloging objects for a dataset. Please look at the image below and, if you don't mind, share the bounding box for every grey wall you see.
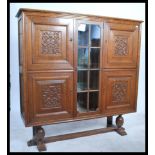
[10,3,145,114]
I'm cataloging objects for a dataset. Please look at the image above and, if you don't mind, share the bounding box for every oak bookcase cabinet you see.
[16,9,143,151]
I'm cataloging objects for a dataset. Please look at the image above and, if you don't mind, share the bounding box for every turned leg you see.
[115,115,127,136]
[27,126,46,151]
[35,126,46,151]
[107,116,113,127]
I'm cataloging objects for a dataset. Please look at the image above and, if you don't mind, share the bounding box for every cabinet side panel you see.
[18,14,28,125]
[135,25,142,112]
[18,16,24,120]
[19,74,24,117]
[18,17,23,65]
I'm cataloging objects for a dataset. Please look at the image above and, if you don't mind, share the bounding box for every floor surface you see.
[10,111,145,152]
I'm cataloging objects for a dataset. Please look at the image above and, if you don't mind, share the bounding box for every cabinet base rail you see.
[27,115,127,152]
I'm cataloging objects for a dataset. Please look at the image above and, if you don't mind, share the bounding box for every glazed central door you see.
[76,21,103,115]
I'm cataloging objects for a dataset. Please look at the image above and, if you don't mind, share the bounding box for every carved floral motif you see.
[114,36,128,56]
[112,81,128,102]
[41,31,62,55]
[41,84,61,108]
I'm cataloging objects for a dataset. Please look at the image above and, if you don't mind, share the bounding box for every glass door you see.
[77,22,101,113]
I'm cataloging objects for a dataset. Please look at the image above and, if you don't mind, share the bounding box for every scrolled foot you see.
[27,126,47,151]
[37,141,47,151]
[115,127,127,136]
[27,139,36,146]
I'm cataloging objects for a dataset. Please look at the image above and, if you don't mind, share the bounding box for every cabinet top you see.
[16,8,143,24]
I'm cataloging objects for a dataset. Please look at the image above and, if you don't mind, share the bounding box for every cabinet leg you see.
[27,126,46,151]
[107,116,113,127]
[115,115,127,136]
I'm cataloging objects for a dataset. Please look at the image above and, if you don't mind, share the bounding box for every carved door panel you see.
[102,70,136,115]
[26,16,73,70]
[27,72,73,126]
[103,22,139,68]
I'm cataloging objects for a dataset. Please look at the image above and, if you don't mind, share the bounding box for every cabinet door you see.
[25,16,73,70]
[103,22,139,68]
[75,20,103,115]
[27,72,73,126]
[102,70,137,115]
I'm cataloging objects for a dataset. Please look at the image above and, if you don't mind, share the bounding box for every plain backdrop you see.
[9,2,146,153]
[10,3,145,114]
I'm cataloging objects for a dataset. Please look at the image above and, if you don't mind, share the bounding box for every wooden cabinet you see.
[16,9,143,151]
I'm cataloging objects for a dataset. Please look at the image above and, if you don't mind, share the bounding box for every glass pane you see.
[89,92,99,111]
[78,48,88,69]
[77,71,88,91]
[91,25,100,47]
[78,24,89,46]
[90,48,100,68]
[89,70,99,90]
[77,92,87,112]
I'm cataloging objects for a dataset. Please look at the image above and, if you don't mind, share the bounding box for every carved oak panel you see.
[114,36,128,56]
[27,72,73,126]
[112,81,128,102]
[103,22,139,68]
[41,84,62,108]
[40,31,62,56]
[102,70,136,114]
